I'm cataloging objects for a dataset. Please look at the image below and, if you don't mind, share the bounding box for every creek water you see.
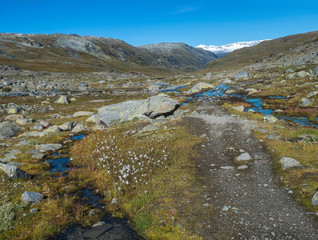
[48,134,139,240]
[176,84,318,128]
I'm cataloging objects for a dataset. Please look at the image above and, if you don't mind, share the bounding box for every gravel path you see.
[181,102,318,240]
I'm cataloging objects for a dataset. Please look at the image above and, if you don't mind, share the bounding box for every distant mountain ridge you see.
[0,33,216,73]
[204,31,318,72]
[138,43,217,71]
[196,40,268,57]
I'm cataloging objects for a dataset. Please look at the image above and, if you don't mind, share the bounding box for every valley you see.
[0,31,318,240]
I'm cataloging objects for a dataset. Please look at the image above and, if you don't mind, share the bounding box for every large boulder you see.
[187,82,215,94]
[233,71,249,80]
[0,162,31,180]
[98,96,179,126]
[0,122,20,140]
[145,96,179,119]
[98,99,149,127]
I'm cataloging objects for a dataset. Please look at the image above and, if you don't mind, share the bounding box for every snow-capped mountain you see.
[196,40,268,58]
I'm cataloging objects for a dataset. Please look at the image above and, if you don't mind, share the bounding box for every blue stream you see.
[182,84,317,128]
[48,134,87,174]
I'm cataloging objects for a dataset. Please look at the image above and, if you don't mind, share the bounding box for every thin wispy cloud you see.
[173,5,202,15]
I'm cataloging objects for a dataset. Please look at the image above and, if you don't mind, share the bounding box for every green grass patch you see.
[70,122,202,239]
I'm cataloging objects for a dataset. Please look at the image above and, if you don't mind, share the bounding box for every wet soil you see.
[179,101,318,239]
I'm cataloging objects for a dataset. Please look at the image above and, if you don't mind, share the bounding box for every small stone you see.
[21,191,43,205]
[35,144,62,153]
[297,71,310,78]
[59,121,77,131]
[29,149,45,159]
[312,191,318,206]
[4,114,24,121]
[237,165,248,170]
[220,166,235,170]
[30,208,38,214]
[279,157,302,170]
[30,123,44,131]
[233,71,249,80]
[86,115,101,124]
[91,221,105,228]
[140,125,159,132]
[222,206,229,211]
[232,106,244,112]
[72,123,86,133]
[0,162,31,179]
[236,152,252,162]
[73,111,94,117]
[263,115,278,123]
[299,98,311,107]
[55,95,70,104]
[43,125,61,135]
[16,118,34,126]
[111,198,118,204]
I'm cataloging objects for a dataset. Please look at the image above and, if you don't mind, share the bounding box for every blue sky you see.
[2,0,318,46]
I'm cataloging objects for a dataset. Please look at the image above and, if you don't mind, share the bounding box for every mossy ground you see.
[69,121,203,239]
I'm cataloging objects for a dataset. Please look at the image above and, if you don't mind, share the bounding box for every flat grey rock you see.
[140,125,159,132]
[72,123,86,133]
[0,161,31,179]
[30,123,44,130]
[0,121,20,139]
[279,157,302,170]
[21,191,43,204]
[312,191,318,206]
[98,99,148,127]
[73,111,94,117]
[236,152,252,162]
[232,106,244,112]
[35,143,62,153]
[233,71,249,80]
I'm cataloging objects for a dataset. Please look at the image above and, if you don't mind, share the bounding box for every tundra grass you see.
[69,122,202,239]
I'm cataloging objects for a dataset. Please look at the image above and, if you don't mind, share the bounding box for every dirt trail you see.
[180,101,318,239]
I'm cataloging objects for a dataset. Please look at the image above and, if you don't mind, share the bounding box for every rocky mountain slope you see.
[197,40,266,58]
[138,43,217,71]
[204,31,318,72]
[0,33,216,73]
